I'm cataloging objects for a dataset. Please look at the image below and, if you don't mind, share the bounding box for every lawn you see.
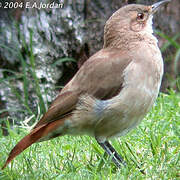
[0,91,179,180]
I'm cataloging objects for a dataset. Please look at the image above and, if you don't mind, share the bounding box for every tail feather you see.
[2,119,65,169]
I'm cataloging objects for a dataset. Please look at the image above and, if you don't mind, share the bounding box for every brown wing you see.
[33,91,78,129]
[34,48,131,128]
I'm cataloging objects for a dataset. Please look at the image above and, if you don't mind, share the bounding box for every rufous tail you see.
[2,119,64,169]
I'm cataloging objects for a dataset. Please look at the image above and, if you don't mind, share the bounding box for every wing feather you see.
[34,48,131,128]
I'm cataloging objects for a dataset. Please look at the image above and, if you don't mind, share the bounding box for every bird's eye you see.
[137,13,144,20]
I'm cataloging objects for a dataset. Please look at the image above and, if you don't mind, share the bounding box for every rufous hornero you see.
[2,0,171,169]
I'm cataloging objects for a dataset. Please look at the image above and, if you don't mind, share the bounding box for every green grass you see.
[0,91,179,180]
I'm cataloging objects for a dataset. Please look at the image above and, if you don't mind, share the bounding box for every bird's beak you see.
[151,0,171,14]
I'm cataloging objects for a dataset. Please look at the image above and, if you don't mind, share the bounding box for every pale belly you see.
[92,83,161,142]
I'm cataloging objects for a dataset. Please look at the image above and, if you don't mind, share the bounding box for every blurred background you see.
[0,0,179,135]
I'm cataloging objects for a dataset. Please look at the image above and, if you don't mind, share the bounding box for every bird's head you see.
[104,0,171,48]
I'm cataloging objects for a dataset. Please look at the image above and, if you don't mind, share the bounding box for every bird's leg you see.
[104,141,126,166]
[96,139,126,168]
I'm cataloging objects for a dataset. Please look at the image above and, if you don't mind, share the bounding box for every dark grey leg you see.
[96,140,126,168]
[104,141,126,166]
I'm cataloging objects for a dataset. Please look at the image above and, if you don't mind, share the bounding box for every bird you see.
[2,0,171,169]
